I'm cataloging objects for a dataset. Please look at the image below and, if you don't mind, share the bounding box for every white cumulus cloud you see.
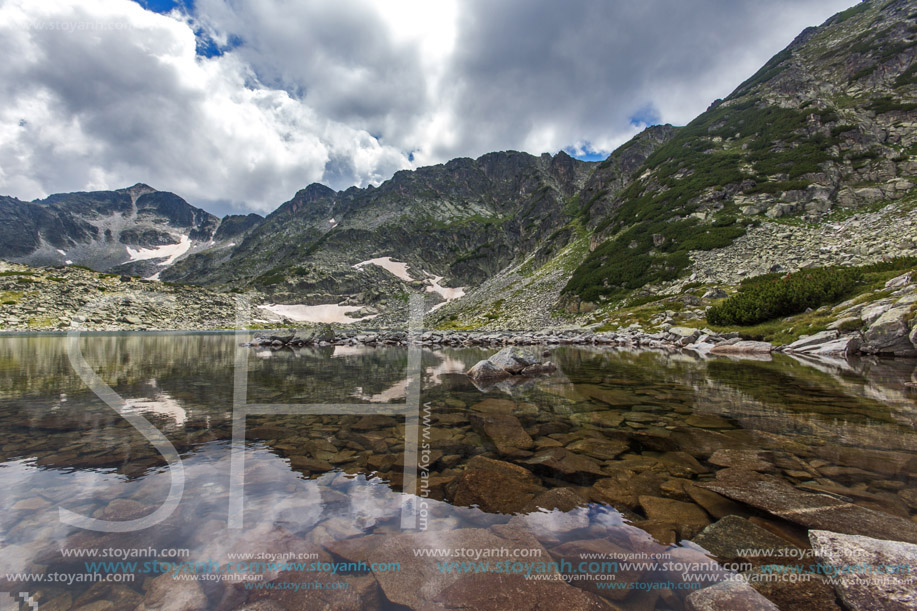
[0,0,856,215]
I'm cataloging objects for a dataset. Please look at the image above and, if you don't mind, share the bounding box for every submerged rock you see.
[447,468,541,514]
[702,469,917,544]
[470,413,534,457]
[638,495,711,539]
[693,515,800,564]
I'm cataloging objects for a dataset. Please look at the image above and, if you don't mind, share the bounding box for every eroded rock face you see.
[809,530,917,611]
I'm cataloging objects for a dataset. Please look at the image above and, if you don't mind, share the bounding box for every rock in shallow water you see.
[692,515,800,564]
[466,346,556,383]
[488,346,538,373]
[809,530,917,611]
[466,359,511,382]
[638,495,710,539]
[470,413,534,457]
[701,469,917,544]
[686,579,779,611]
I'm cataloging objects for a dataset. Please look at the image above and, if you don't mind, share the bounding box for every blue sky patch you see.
[565,144,607,162]
[629,104,661,127]
[131,0,192,14]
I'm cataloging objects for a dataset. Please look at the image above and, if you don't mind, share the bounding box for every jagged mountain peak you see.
[295,183,336,203]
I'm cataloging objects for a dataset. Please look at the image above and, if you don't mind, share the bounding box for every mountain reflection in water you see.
[0,334,915,610]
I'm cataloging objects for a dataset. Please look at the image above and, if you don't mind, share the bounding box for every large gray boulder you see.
[785,330,861,357]
[809,530,917,611]
[466,346,555,382]
[487,346,538,373]
[466,359,511,382]
[861,294,917,357]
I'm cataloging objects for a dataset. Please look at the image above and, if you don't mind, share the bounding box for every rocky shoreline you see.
[4,258,917,361]
[243,324,917,363]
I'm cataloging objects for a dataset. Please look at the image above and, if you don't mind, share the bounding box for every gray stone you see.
[488,346,538,373]
[785,330,839,352]
[668,326,701,345]
[809,530,917,611]
[520,361,557,375]
[703,288,728,299]
[686,579,779,611]
[466,359,511,382]
[862,298,917,357]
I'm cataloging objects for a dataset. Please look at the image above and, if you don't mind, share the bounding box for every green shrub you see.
[833,2,870,24]
[869,96,917,114]
[744,180,810,195]
[895,63,917,88]
[706,266,864,326]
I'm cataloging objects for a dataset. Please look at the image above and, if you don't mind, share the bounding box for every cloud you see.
[0,0,855,215]
[0,0,412,214]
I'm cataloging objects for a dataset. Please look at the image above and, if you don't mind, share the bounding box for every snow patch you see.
[426,274,465,310]
[353,257,414,281]
[352,257,465,311]
[258,303,377,324]
[56,249,66,256]
[329,218,338,228]
[124,234,192,266]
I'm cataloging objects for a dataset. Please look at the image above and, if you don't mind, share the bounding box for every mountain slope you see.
[2,0,913,331]
[162,151,628,311]
[0,184,263,279]
[561,0,917,307]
